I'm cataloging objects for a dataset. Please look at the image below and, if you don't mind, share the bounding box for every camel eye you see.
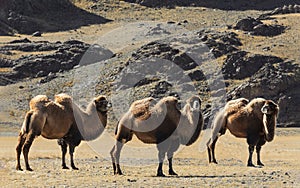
[269,102,276,109]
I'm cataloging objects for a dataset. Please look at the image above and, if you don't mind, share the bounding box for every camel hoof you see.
[62,166,69,169]
[16,167,23,171]
[72,166,79,170]
[26,167,33,171]
[115,171,123,175]
[211,161,218,164]
[247,163,255,167]
[157,172,166,177]
[169,170,178,176]
[257,161,264,166]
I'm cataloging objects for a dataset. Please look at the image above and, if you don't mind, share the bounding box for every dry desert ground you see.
[0,128,299,187]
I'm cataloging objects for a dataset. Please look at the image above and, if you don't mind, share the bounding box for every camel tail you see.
[21,111,33,134]
[114,121,120,135]
[207,108,226,147]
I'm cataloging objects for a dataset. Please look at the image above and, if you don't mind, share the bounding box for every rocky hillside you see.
[125,0,300,10]
[0,0,110,35]
[0,1,299,130]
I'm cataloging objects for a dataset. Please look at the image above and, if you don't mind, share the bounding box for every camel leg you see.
[210,137,219,164]
[256,137,266,166]
[110,145,117,174]
[256,146,264,166]
[69,144,78,170]
[207,146,212,163]
[157,143,169,177]
[112,141,124,175]
[208,126,225,164]
[247,145,255,167]
[58,139,69,169]
[167,139,179,176]
[157,150,166,177]
[167,157,177,176]
[22,131,36,171]
[16,132,26,171]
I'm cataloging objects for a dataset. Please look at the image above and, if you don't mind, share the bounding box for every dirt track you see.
[0,128,299,187]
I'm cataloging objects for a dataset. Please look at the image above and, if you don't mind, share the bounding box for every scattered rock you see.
[127,179,137,182]
[234,17,263,31]
[9,38,31,43]
[0,58,15,68]
[167,21,176,24]
[39,72,57,84]
[151,81,173,98]
[32,31,42,37]
[222,51,283,79]
[259,4,300,19]
[133,77,160,87]
[253,24,285,36]
[234,17,286,36]
[198,30,242,57]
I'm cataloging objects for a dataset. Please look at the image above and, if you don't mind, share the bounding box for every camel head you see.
[186,95,201,112]
[94,95,110,113]
[179,96,203,146]
[261,100,279,142]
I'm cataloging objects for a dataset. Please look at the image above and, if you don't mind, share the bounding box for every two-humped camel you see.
[110,96,204,176]
[207,98,279,167]
[16,93,109,171]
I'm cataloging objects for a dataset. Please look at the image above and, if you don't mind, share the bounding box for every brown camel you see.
[207,97,279,167]
[110,95,203,176]
[16,93,109,171]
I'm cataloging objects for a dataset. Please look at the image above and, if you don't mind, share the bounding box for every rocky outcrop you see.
[0,0,110,35]
[228,62,300,127]
[116,41,202,99]
[222,51,283,79]
[259,4,300,19]
[0,39,114,85]
[234,17,286,36]
[198,30,242,57]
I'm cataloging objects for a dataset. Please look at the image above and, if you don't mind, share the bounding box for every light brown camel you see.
[110,95,203,176]
[207,97,279,167]
[16,93,109,171]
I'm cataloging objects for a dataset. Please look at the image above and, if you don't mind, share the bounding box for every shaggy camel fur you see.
[110,96,203,176]
[207,98,279,166]
[16,93,109,171]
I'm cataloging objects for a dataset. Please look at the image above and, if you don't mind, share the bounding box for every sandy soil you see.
[0,128,299,187]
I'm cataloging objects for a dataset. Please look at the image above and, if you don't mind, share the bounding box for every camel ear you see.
[261,105,268,114]
[192,100,200,110]
[261,100,278,115]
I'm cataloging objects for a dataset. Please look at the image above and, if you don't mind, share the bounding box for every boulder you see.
[234,17,286,37]
[198,30,242,57]
[222,51,283,79]
[234,17,262,31]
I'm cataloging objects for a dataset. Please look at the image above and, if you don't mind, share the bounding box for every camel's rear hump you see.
[130,97,155,120]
